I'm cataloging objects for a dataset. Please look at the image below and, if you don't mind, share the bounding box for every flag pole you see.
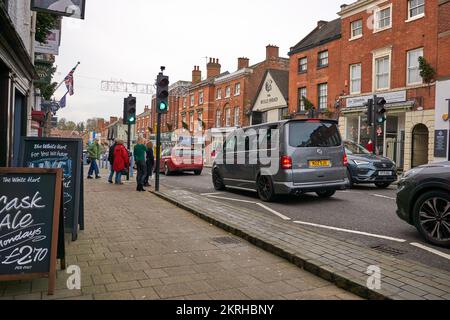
[55,61,80,91]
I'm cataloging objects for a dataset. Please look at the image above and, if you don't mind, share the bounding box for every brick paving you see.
[155,189,450,300]
[0,174,356,300]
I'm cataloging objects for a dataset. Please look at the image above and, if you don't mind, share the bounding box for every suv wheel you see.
[212,169,225,191]
[375,182,391,189]
[413,191,450,248]
[257,175,276,202]
[316,190,336,198]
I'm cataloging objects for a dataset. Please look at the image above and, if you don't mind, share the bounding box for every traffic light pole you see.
[372,95,377,155]
[127,122,131,181]
[155,112,162,192]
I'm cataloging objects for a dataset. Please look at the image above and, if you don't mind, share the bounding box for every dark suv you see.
[396,162,450,247]
[344,140,397,188]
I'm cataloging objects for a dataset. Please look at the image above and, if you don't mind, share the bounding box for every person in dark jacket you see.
[107,140,117,184]
[144,141,155,187]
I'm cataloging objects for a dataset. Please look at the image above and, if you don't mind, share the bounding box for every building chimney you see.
[207,58,221,79]
[192,66,201,84]
[266,45,279,60]
[238,57,250,70]
[317,20,328,28]
[144,105,149,112]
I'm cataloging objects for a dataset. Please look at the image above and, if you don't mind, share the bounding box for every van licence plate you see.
[309,160,331,168]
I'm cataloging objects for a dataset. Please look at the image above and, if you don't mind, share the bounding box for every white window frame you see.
[189,112,194,131]
[406,47,424,85]
[350,64,362,94]
[190,95,195,107]
[234,83,241,96]
[372,48,391,91]
[197,111,203,131]
[216,110,222,128]
[298,87,307,111]
[216,88,222,100]
[183,97,187,108]
[407,0,425,21]
[374,4,392,33]
[225,86,231,98]
[199,91,204,105]
[298,57,308,73]
[350,19,363,40]
[318,51,329,68]
[225,108,231,127]
[234,107,240,127]
[318,83,328,110]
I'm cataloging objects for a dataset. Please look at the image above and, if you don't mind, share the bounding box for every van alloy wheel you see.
[212,170,225,191]
[257,175,276,202]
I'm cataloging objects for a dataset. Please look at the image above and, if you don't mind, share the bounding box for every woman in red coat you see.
[113,139,129,185]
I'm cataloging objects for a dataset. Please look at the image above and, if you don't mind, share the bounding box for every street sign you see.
[0,168,63,295]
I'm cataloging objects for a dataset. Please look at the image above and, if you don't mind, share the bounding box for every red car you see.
[160,147,203,175]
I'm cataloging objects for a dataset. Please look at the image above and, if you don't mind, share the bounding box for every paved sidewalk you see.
[155,189,450,300]
[0,175,357,300]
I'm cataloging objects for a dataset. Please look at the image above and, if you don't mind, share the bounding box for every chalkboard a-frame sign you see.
[20,137,84,241]
[0,168,62,295]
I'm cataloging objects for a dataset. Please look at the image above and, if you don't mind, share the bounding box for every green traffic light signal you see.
[159,101,167,111]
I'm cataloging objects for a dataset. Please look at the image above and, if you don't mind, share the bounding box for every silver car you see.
[212,119,349,202]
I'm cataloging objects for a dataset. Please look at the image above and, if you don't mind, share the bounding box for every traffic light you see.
[123,94,137,125]
[156,73,169,114]
[375,97,387,124]
[363,99,373,126]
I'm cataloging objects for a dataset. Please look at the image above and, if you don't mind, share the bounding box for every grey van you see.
[212,119,349,202]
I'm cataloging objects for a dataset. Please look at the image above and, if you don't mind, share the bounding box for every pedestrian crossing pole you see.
[155,112,162,191]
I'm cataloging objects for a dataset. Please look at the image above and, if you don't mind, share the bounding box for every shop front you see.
[340,90,435,171]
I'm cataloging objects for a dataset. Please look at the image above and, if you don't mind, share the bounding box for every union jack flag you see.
[64,63,79,96]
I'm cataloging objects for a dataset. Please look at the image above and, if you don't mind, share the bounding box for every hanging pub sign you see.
[31,0,86,20]
[0,168,62,295]
[20,137,84,241]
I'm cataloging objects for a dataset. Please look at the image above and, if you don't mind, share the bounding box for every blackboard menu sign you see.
[434,130,448,158]
[0,168,62,295]
[20,137,83,241]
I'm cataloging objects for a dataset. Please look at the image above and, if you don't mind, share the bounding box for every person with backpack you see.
[107,140,117,184]
[113,139,129,185]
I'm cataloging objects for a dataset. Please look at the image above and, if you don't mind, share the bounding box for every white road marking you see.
[373,194,396,200]
[206,195,257,204]
[410,243,450,261]
[200,192,224,196]
[293,221,407,243]
[256,203,291,221]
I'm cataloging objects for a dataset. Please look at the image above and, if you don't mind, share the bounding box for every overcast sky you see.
[54,0,346,123]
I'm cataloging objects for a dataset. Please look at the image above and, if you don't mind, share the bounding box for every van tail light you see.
[280,156,293,170]
[343,153,348,166]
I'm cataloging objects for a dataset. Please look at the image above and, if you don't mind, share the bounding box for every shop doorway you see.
[412,124,429,168]
[12,89,27,167]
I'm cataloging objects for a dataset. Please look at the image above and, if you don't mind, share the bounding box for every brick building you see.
[435,0,450,161]
[136,105,151,139]
[288,20,343,118]
[337,0,446,171]
[288,0,449,170]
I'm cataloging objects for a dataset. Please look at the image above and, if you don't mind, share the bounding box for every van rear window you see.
[289,122,341,148]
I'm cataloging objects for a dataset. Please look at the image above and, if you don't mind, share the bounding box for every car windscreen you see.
[289,122,341,148]
[344,141,371,155]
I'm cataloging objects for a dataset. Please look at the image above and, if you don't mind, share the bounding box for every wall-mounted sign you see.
[35,29,61,55]
[347,90,407,108]
[31,0,86,20]
[434,130,448,158]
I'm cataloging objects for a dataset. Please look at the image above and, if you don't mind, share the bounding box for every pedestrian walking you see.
[87,139,101,179]
[134,137,147,192]
[144,141,155,187]
[107,140,117,184]
[113,139,129,185]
